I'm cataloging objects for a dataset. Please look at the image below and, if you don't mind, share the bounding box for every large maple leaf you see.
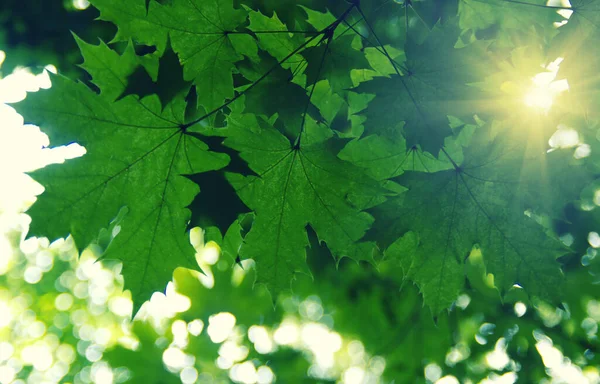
[14,40,229,312]
[220,111,383,298]
[355,121,589,313]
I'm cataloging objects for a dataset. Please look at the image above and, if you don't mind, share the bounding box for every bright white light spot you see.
[524,87,554,111]
[230,361,257,384]
[217,355,234,370]
[91,361,113,384]
[0,300,14,328]
[435,375,460,384]
[72,0,91,10]
[445,343,470,366]
[203,245,220,265]
[343,367,366,384]
[94,328,112,345]
[369,356,386,375]
[189,227,205,250]
[248,326,274,354]
[257,366,274,384]
[55,293,74,311]
[108,296,132,317]
[480,372,518,384]
[486,338,510,370]
[347,340,365,361]
[24,266,43,284]
[0,51,5,67]
[575,144,591,159]
[0,365,15,383]
[0,342,14,361]
[172,320,189,347]
[56,344,76,364]
[187,319,204,336]
[588,232,600,248]
[21,343,53,371]
[207,312,236,343]
[163,347,194,370]
[27,321,46,338]
[273,321,299,346]
[219,341,249,363]
[86,345,103,362]
[549,126,580,148]
[300,322,342,369]
[455,294,471,310]
[514,302,527,317]
[35,251,53,270]
[180,367,198,384]
[523,58,568,113]
[299,296,324,321]
[142,283,191,321]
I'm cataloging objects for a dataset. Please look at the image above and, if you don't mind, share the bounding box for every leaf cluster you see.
[12,0,600,317]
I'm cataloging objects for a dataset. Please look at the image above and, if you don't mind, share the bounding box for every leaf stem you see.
[294,34,332,149]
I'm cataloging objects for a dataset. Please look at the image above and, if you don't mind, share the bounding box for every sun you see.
[524,85,555,111]
[522,58,569,113]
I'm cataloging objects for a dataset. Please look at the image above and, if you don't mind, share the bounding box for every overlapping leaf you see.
[90,0,257,109]
[365,125,581,313]
[355,21,491,152]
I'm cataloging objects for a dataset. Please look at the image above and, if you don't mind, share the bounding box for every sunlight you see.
[523,86,554,110]
[522,58,569,113]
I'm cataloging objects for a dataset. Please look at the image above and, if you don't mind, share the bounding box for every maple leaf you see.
[302,34,371,94]
[13,40,229,312]
[90,0,257,109]
[246,9,306,66]
[369,124,582,313]
[235,52,320,137]
[221,112,383,298]
[354,20,491,153]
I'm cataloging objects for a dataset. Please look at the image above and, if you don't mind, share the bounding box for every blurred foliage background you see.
[2,0,600,383]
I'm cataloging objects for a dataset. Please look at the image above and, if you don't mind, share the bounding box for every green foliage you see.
[11,0,600,321]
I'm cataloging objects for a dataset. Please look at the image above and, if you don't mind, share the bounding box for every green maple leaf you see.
[246,9,306,66]
[355,21,490,152]
[371,126,578,313]
[90,0,257,109]
[220,111,383,298]
[339,117,476,181]
[14,41,229,313]
[302,34,371,94]
[235,52,320,137]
